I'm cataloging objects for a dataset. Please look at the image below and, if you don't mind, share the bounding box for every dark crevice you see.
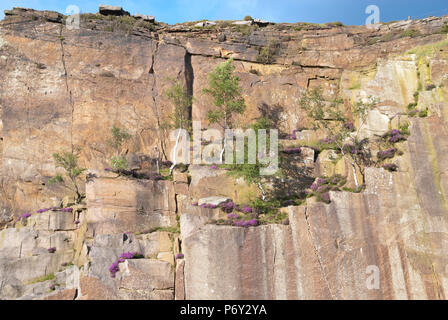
[58,25,74,153]
[184,52,194,122]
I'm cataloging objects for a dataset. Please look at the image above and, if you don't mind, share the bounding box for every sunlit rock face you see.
[0,7,448,299]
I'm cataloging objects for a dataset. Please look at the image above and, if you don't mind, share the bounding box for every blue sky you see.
[0,0,447,25]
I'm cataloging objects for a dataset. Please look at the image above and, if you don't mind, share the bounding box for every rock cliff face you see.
[1,7,448,299]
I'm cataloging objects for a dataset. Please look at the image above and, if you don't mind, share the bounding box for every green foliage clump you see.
[257,39,280,64]
[399,122,411,135]
[110,156,128,171]
[400,29,421,38]
[441,23,448,34]
[108,126,131,152]
[418,108,429,118]
[27,273,55,285]
[380,32,395,42]
[165,80,192,132]
[244,15,253,21]
[148,225,180,234]
[326,21,344,27]
[203,58,246,130]
[108,126,131,171]
[299,88,377,187]
[232,24,258,35]
[49,149,86,202]
[224,117,274,198]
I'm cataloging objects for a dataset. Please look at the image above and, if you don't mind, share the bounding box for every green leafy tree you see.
[226,117,274,200]
[49,149,86,202]
[165,80,193,174]
[299,88,377,187]
[203,58,246,162]
[108,125,131,170]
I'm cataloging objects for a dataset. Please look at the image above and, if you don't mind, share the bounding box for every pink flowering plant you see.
[109,251,144,278]
[306,174,348,204]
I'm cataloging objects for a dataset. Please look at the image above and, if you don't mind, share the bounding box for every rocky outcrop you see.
[1,7,448,300]
[183,166,448,299]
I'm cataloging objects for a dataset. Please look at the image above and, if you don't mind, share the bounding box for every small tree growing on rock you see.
[165,79,192,174]
[49,148,86,203]
[203,58,246,163]
[108,125,131,171]
[299,88,377,187]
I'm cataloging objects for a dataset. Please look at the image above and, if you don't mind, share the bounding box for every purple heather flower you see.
[48,247,56,254]
[200,203,207,208]
[210,165,218,170]
[321,192,331,203]
[49,284,56,290]
[248,219,258,226]
[241,205,253,213]
[109,260,121,277]
[120,252,143,260]
[234,219,258,228]
[310,183,318,192]
[104,168,112,172]
[316,178,326,186]
[221,201,236,213]
[291,130,298,140]
[60,207,73,212]
[175,253,184,259]
[321,136,337,144]
[344,121,355,132]
[74,220,80,225]
[36,208,50,214]
[20,213,32,220]
[120,252,135,259]
[389,134,406,143]
[227,213,239,219]
[378,148,397,160]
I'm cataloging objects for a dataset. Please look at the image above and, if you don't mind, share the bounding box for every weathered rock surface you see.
[1,8,448,300]
[183,167,448,299]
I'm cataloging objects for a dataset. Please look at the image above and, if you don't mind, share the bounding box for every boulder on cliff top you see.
[134,13,155,22]
[4,7,63,23]
[232,20,253,26]
[98,5,130,16]
[253,18,270,26]
[195,21,217,27]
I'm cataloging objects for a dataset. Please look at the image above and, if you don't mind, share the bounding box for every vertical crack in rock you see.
[149,41,168,159]
[303,206,336,299]
[271,229,277,298]
[184,51,194,122]
[58,25,74,152]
